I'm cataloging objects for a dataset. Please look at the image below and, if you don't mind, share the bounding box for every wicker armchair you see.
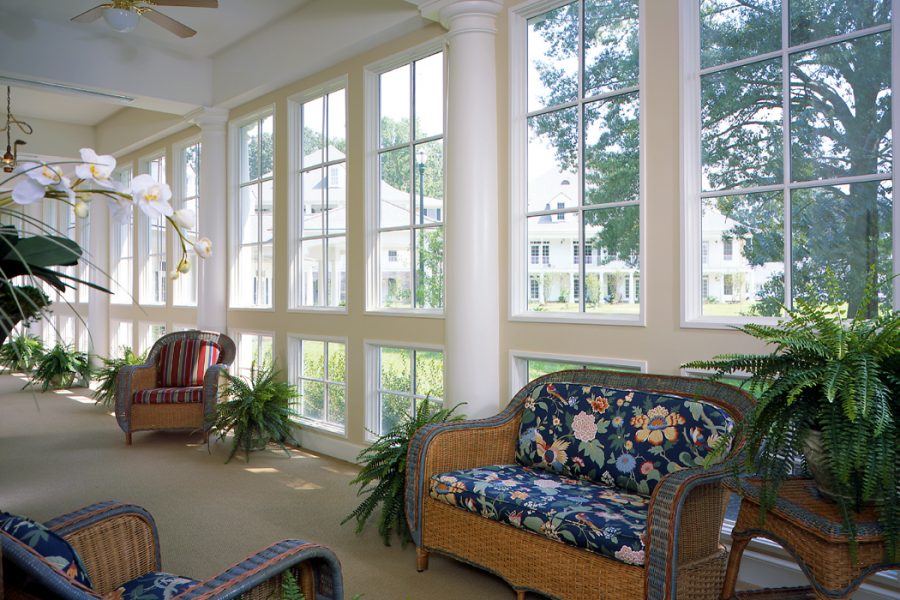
[115,330,235,445]
[0,500,344,599]
[405,369,754,600]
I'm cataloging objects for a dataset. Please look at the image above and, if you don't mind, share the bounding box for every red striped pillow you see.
[157,340,222,387]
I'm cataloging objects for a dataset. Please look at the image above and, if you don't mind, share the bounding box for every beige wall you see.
[100,0,768,452]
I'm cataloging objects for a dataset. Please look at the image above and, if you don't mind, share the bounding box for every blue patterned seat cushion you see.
[430,464,648,565]
[109,571,198,600]
[0,512,92,588]
[517,382,734,495]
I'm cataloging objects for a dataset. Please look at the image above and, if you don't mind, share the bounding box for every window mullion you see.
[781,2,792,311]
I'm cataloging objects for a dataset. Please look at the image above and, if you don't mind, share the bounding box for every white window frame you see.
[364,339,444,441]
[110,166,135,305]
[679,0,900,329]
[288,77,349,313]
[508,0,647,326]
[364,38,447,318]
[109,319,135,357]
[508,350,646,392]
[229,327,275,379]
[139,321,167,354]
[229,107,276,310]
[172,137,201,307]
[137,151,168,307]
[288,334,349,436]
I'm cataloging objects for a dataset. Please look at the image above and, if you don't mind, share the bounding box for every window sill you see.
[295,418,347,438]
[287,307,349,315]
[364,309,444,319]
[228,305,275,312]
[509,311,644,327]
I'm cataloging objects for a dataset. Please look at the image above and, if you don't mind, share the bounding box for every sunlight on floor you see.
[245,467,279,474]
[320,465,358,477]
[285,478,322,490]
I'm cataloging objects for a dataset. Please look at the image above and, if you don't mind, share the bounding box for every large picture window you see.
[514,0,642,319]
[686,0,895,321]
[233,112,274,308]
[174,141,200,306]
[139,153,167,306]
[289,336,346,433]
[292,84,347,309]
[368,344,443,437]
[370,49,444,311]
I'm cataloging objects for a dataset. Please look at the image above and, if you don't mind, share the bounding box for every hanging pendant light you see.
[2,87,32,173]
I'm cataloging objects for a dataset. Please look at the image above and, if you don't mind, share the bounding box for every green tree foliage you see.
[247,131,274,182]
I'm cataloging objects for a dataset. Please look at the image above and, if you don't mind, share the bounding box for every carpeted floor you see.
[0,374,536,599]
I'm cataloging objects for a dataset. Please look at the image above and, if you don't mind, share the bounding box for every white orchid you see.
[75,148,116,188]
[11,177,46,205]
[173,208,195,230]
[130,174,173,219]
[193,237,212,258]
[107,196,133,224]
[74,201,89,218]
[14,162,76,204]
[20,162,65,186]
[177,258,191,274]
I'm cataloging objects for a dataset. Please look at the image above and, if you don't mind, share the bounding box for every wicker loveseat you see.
[115,330,235,445]
[406,370,753,600]
[0,500,344,599]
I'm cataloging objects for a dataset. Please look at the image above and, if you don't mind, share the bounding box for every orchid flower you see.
[173,208,195,230]
[130,174,173,219]
[75,148,116,189]
[193,237,212,258]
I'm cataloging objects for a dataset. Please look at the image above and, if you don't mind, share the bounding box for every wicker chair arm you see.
[45,501,161,595]
[200,364,229,429]
[175,539,343,600]
[405,404,522,547]
[114,364,157,433]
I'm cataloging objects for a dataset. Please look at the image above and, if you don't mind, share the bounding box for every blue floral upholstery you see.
[516,382,734,495]
[109,571,199,600]
[0,512,92,588]
[430,464,648,565]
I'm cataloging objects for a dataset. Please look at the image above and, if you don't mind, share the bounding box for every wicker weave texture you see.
[130,403,204,431]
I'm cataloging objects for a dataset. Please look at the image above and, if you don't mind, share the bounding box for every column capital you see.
[185,106,229,130]
[408,0,502,33]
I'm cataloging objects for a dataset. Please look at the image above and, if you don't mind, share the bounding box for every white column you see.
[88,201,109,363]
[414,0,502,418]
[188,107,229,332]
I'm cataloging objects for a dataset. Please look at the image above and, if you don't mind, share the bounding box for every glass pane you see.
[584,206,640,314]
[700,0,781,69]
[380,393,411,434]
[702,59,783,191]
[302,96,325,168]
[790,0,890,46]
[528,108,578,213]
[414,350,443,399]
[302,239,325,307]
[328,343,345,382]
[259,244,273,307]
[302,169,324,237]
[584,92,639,205]
[327,384,345,426]
[240,122,257,182]
[328,89,346,162]
[302,340,325,378]
[527,214,578,312]
[790,33,891,181]
[240,185,259,245]
[380,64,410,148]
[380,230,411,308]
[415,227,443,309]
[380,148,411,228]
[791,181,892,316]
[528,359,583,381]
[261,115,274,178]
[261,180,274,244]
[326,165,347,233]
[414,52,443,139]
[184,144,200,197]
[381,347,412,392]
[584,0,639,97]
[235,246,255,306]
[327,236,347,308]
[302,379,325,421]
[702,193,785,317]
[527,2,578,111]
[414,140,443,224]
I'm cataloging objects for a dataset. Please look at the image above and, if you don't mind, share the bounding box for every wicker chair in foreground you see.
[115,330,235,445]
[0,500,343,599]
[406,369,754,600]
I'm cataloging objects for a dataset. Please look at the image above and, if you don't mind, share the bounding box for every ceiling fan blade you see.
[71,5,109,23]
[148,0,218,7]
[143,8,197,38]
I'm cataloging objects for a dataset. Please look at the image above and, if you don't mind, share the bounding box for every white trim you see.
[508,349,647,392]
[171,136,201,308]
[295,426,366,464]
[508,0,645,325]
[287,333,349,437]
[136,150,168,308]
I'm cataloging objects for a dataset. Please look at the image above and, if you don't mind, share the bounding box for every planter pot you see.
[802,429,880,507]
[49,373,76,389]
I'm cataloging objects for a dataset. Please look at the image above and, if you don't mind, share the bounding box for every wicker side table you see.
[720,477,899,600]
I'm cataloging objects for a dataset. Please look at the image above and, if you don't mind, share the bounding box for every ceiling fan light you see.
[103,8,140,32]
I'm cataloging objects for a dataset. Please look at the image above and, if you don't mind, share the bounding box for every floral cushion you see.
[0,512,92,588]
[516,382,733,495]
[430,464,647,565]
[107,571,198,600]
[157,339,221,387]
[134,387,204,404]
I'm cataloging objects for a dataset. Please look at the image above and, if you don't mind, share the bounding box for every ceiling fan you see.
[71,0,218,38]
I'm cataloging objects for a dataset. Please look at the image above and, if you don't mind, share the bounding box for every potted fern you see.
[0,334,45,372]
[684,278,899,560]
[92,347,147,407]
[342,399,464,546]
[207,361,300,463]
[30,343,91,391]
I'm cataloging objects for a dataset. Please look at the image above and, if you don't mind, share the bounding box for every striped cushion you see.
[134,387,204,404]
[157,339,221,387]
